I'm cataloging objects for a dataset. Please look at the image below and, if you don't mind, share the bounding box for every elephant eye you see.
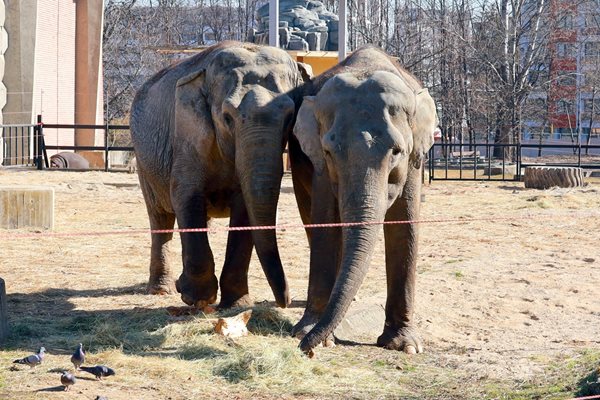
[224,113,235,128]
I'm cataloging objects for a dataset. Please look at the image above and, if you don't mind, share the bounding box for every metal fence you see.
[1,115,133,171]
[428,142,600,182]
[1,124,38,167]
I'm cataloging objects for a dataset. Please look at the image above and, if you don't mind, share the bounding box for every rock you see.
[252,0,338,50]
[333,301,386,342]
[320,31,329,50]
[279,27,290,47]
[524,166,585,189]
[294,31,307,39]
[306,31,321,51]
[288,37,309,51]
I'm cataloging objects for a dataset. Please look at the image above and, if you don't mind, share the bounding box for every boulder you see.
[288,37,309,51]
[306,31,321,51]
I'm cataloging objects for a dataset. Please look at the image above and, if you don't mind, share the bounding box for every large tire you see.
[523,166,584,189]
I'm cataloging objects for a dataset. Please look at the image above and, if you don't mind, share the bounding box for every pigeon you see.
[60,372,76,391]
[80,365,116,380]
[12,347,46,368]
[70,343,85,370]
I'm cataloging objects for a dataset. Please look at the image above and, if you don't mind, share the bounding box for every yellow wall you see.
[291,51,339,76]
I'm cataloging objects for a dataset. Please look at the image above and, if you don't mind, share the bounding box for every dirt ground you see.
[0,169,599,399]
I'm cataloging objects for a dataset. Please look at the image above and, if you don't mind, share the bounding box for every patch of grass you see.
[481,350,600,399]
[454,271,464,279]
[444,258,463,264]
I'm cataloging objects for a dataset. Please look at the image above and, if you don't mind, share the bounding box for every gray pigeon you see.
[12,347,45,368]
[60,372,76,391]
[70,343,85,370]
[80,365,116,380]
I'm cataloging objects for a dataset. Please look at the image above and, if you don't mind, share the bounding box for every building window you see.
[556,99,574,114]
[585,13,600,28]
[556,42,575,58]
[583,98,600,113]
[584,42,600,58]
[557,14,574,29]
[557,74,577,86]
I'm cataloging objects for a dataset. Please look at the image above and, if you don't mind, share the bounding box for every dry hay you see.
[0,169,599,399]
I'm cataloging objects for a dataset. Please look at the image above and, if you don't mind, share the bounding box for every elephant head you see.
[294,70,437,348]
[173,45,308,307]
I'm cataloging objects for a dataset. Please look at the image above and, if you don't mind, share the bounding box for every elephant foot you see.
[376,324,423,354]
[175,273,218,309]
[146,276,177,295]
[292,310,335,348]
[218,294,254,309]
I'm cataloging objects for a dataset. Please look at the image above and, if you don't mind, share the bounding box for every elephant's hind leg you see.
[218,194,254,309]
[147,211,177,295]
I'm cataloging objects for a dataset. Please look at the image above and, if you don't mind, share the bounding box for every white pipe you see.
[339,0,347,61]
[269,0,279,47]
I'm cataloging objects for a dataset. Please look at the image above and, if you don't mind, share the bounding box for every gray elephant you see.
[289,46,438,353]
[50,152,90,169]
[130,41,307,309]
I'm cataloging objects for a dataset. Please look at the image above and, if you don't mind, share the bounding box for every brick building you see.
[1,0,105,167]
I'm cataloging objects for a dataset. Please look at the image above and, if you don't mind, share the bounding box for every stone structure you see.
[250,0,339,52]
[0,186,54,229]
[1,1,105,167]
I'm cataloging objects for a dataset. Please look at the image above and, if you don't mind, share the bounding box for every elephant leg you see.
[173,189,218,308]
[292,173,340,345]
[147,210,177,295]
[218,193,254,309]
[289,137,313,241]
[377,167,423,354]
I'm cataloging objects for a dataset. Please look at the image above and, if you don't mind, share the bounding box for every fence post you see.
[36,114,44,170]
[104,122,109,172]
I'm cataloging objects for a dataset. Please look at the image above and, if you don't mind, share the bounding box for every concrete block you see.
[0,186,54,229]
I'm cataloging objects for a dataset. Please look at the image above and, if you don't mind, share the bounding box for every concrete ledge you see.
[0,185,54,229]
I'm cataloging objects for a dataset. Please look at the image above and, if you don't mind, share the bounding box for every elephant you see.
[50,152,90,169]
[289,46,438,354]
[130,41,308,309]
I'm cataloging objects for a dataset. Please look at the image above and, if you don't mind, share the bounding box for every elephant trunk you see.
[300,177,387,352]
[236,125,290,308]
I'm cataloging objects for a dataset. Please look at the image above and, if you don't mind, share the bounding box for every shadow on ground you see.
[4,283,298,361]
[576,365,600,396]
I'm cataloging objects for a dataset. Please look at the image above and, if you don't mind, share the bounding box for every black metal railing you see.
[2,116,133,171]
[429,142,600,182]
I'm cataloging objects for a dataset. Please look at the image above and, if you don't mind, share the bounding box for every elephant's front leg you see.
[377,168,424,354]
[173,186,218,308]
[147,210,177,295]
[292,173,341,345]
[219,193,254,309]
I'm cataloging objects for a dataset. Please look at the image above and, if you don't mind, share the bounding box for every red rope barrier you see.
[0,211,597,240]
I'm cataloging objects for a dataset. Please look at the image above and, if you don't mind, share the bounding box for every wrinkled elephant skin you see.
[290,46,438,354]
[130,41,308,309]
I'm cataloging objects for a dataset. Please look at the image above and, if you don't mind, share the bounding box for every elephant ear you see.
[174,69,214,150]
[293,96,325,174]
[410,88,437,166]
[296,62,313,83]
